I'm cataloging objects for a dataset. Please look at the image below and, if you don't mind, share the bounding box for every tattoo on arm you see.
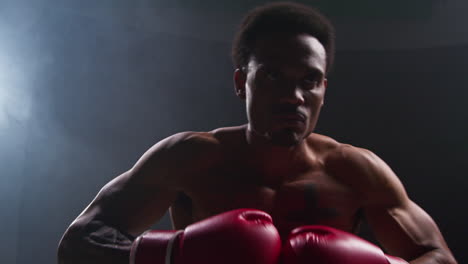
[84,221,135,249]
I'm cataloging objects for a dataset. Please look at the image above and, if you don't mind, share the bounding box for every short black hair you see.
[232,2,335,74]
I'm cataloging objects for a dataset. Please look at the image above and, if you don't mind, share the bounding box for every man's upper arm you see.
[71,131,217,237]
[337,146,454,261]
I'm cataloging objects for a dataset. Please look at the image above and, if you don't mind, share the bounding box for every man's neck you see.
[244,125,313,177]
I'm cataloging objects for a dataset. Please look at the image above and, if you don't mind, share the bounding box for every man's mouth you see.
[274,113,306,123]
[272,113,307,129]
[270,104,307,128]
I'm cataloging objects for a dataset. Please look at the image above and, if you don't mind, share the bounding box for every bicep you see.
[365,200,450,260]
[71,132,218,236]
[169,192,194,229]
[58,166,178,263]
[72,134,195,236]
[75,169,179,237]
[337,146,451,260]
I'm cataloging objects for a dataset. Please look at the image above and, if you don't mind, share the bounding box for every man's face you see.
[235,33,328,146]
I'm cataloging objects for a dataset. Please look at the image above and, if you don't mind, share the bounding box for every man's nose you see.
[279,86,305,106]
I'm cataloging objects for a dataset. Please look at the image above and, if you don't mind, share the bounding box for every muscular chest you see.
[184,168,362,236]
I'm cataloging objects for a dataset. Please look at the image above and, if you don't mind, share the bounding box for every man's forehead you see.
[250,33,327,72]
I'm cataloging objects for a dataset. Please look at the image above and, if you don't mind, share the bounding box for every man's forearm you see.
[58,220,134,264]
[409,248,457,264]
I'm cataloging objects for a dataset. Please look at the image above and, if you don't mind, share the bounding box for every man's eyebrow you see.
[305,67,325,78]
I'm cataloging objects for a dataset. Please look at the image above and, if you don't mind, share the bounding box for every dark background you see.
[0,0,466,263]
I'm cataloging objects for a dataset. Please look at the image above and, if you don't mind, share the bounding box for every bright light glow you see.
[0,48,32,129]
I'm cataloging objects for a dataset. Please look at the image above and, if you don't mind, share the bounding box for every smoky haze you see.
[0,0,466,263]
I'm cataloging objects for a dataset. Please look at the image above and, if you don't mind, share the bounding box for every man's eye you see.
[302,77,319,88]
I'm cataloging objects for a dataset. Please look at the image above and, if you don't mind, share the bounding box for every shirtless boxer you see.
[57,2,457,264]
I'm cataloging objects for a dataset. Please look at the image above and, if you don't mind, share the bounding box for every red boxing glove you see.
[131,209,282,264]
[282,225,408,264]
[130,229,180,264]
[386,254,409,264]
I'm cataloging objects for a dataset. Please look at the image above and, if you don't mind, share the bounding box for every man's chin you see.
[268,128,304,147]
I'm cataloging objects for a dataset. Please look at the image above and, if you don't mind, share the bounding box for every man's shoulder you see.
[306,133,368,161]
[306,133,342,152]
[327,143,381,172]
[320,139,379,177]
[316,137,404,201]
[307,134,381,178]
[155,131,220,156]
[211,125,247,141]
[305,133,374,165]
[169,130,220,147]
[154,125,246,157]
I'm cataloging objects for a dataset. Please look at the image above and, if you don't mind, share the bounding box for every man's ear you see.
[321,78,328,106]
[234,68,247,100]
